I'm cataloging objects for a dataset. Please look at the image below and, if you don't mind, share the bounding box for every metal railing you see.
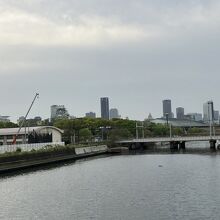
[118,135,220,143]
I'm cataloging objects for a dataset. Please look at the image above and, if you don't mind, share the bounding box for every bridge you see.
[118,135,220,149]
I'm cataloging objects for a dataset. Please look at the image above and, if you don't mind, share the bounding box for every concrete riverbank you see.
[0,145,108,173]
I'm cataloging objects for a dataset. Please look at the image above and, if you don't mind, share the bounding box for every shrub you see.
[16,147,22,153]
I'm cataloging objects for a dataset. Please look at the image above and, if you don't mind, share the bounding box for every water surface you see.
[1,147,220,219]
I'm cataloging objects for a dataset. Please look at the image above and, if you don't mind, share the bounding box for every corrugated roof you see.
[0,126,64,136]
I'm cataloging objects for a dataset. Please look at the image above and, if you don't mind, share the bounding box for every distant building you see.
[0,116,10,122]
[85,112,96,118]
[176,107,184,119]
[186,113,203,122]
[214,110,219,124]
[100,97,109,120]
[110,108,120,119]
[203,101,214,123]
[151,118,208,128]
[51,105,69,121]
[162,99,173,118]
[18,116,42,126]
[147,113,153,120]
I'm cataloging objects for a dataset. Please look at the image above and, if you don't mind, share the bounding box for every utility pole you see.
[208,101,214,138]
[170,123,172,139]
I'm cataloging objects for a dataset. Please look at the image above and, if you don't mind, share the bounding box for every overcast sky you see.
[0,0,220,122]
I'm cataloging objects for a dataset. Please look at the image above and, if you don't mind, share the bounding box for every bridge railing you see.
[118,135,220,143]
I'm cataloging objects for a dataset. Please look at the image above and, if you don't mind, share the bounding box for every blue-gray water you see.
[1,145,220,219]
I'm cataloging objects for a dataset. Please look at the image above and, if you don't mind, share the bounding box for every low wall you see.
[0,142,65,154]
[75,145,108,155]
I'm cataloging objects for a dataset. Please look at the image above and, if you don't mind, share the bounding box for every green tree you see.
[79,128,92,142]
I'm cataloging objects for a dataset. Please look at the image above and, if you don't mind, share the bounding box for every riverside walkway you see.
[118,135,220,149]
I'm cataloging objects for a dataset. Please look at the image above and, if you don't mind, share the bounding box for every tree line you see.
[0,118,205,144]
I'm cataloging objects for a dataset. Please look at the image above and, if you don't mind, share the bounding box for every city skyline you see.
[2,96,219,123]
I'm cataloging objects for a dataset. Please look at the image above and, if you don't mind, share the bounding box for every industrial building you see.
[0,126,63,145]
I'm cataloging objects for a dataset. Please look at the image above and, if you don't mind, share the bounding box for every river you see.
[1,144,220,219]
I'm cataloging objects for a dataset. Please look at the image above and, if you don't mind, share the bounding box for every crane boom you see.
[12,93,39,145]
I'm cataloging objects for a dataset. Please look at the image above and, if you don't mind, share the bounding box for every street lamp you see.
[165,113,169,126]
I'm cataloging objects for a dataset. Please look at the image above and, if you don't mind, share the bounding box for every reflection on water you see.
[1,142,220,220]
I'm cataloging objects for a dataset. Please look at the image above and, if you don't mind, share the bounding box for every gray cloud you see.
[0,0,220,121]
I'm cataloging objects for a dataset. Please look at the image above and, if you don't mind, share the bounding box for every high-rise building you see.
[51,105,69,121]
[163,99,173,118]
[100,97,109,120]
[203,101,214,123]
[176,107,184,119]
[110,108,120,119]
[85,112,96,118]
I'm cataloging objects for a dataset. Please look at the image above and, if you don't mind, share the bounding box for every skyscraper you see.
[176,107,184,119]
[163,99,172,118]
[100,97,109,120]
[203,101,214,123]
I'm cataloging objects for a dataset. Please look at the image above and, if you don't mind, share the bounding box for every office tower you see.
[100,97,109,120]
[85,112,96,118]
[176,107,184,119]
[110,108,120,119]
[203,101,214,123]
[163,99,172,118]
[51,105,69,121]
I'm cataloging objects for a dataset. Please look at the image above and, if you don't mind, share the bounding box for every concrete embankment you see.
[0,145,108,173]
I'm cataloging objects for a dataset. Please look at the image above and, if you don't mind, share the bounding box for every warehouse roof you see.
[0,126,64,136]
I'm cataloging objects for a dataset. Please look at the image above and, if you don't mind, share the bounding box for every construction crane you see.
[12,93,39,145]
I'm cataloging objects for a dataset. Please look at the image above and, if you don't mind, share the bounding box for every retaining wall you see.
[75,145,108,155]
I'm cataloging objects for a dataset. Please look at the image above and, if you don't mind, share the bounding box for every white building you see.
[0,126,63,145]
